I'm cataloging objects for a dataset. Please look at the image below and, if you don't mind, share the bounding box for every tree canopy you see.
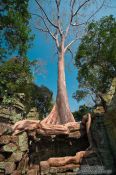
[74,15,116,107]
[0,57,53,118]
[0,57,32,95]
[0,0,33,60]
[73,105,92,121]
[24,83,53,118]
[0,0,53,118]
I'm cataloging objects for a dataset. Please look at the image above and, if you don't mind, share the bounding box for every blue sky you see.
[28,0,116,112]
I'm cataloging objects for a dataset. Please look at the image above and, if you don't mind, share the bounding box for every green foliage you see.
[0,1,52,118]
[0,57,53,118]
[73,105,93,121]
[0,0,34,59]
[23,83,53,118]
[73,90,88,102]
[0,57,32,95]
[74,15,116,105]
[2,93,14,105]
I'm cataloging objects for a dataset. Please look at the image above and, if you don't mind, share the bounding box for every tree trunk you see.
[56,51,75,123]
[42,42,75,124]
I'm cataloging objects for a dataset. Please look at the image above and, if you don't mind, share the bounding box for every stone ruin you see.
[0,87,116,174]
[0,93,39,124]
[0,111,116,175]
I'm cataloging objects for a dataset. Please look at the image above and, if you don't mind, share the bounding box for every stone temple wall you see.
[0,93,116,174]
[0,121,88,175]
[0,113,116,175]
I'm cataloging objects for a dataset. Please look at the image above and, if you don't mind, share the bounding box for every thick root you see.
[42,104,75,125]
[41,105,60,125]
[12,119,84,137]
[82,113,93,149]
[12,110,93,152]
[40,149,94,168]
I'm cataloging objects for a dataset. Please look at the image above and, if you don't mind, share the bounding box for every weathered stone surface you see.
[107,93,116,114]
[18,132,28,152]
[104,94,116,173]
[11,170,21,175]
[6,162,16,174]
[0,107,21,124]
[13,101,25,111]
[0,93,26,124]
[0,162,4,170]
[102,77,116,105]
[26,107,39,120]
[0,154,5,162]
[29,135,89,163]
[13,93,25,112]
[0,162,15,174]
[27,169,38,175]
[17,153,29,173]
[0,90,115,175]
[69,130,85,138]
[91,115,116,172]
[7,151,23,162]
[0,135,11,144]
[49,164,80,174]
[0,107,11,117]
[94,106,105,114]
[0,123,12,136]
[2,143,17,152]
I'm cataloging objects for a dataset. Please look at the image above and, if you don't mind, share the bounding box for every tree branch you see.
[35,27,48,33]
[64,0,76,38]
[71,0,106,26]
[55,0,62,35]
[67,48,74,60]
[73,0,90,18]
[35,0,58,29]
[64,36,81,52]
[31,13,59,47]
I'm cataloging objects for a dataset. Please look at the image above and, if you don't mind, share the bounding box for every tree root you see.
[41,105,60,125]
[42,104,75,125]
[12,112,93,154]
[40,149,94,168]
[12,112,94,170]
[82,113,93,150]
[12,119,84,137]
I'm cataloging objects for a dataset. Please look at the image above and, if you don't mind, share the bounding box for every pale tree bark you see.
[42,38,75,124]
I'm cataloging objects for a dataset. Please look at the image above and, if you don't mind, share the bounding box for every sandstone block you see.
[7,151,23,162]
[2,143,17,152]
[0,162,15,174]
[0,154,5,162]
[27,169,38,175]
[0,135,11,145]
[18,132,28,151]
